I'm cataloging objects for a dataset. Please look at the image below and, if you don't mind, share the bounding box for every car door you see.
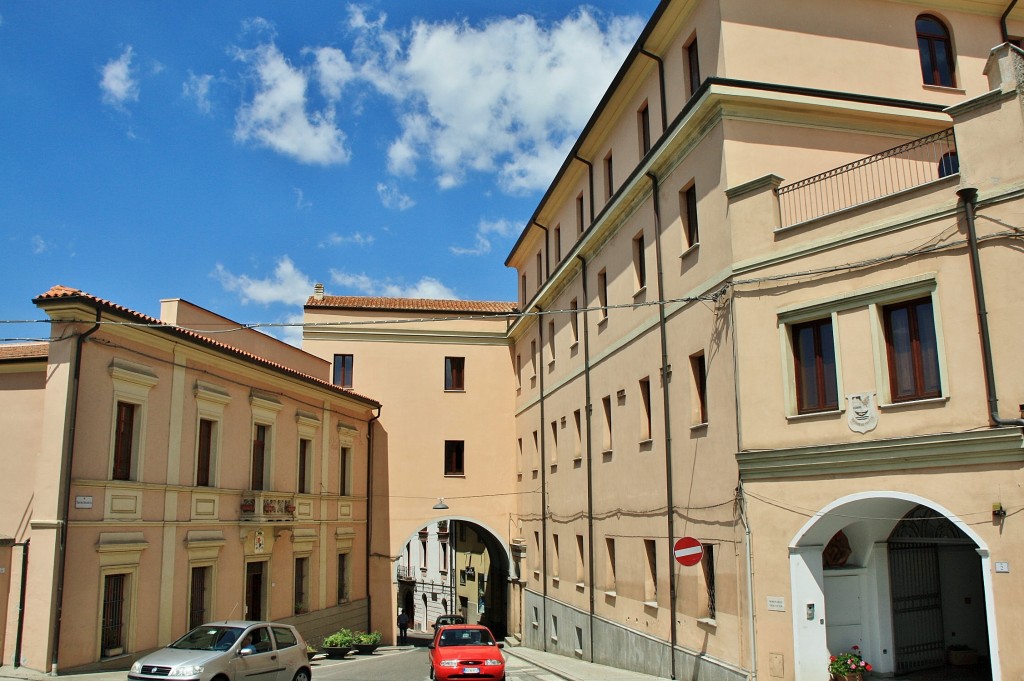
[234,626,280,681]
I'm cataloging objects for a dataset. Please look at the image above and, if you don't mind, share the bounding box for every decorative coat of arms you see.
[846,392,878,433]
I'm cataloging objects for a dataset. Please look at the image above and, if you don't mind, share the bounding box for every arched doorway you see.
[789,493,999,681]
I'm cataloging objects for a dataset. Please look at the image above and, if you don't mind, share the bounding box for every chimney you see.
[313,283,324,301]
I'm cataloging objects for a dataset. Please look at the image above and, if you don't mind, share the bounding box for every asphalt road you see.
[309,647,564,681]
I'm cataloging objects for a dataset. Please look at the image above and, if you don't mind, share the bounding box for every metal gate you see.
[889,542,946,674]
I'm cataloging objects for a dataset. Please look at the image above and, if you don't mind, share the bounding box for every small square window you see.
[444,440,465,476]
[445,357,465,391]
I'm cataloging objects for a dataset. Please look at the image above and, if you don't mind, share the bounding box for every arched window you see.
[916,15,956,87]
[938,151,959,178]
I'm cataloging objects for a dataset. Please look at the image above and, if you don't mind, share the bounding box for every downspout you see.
[575,254,597,661]
[647,172,677,680]
[366,406,382,632]
[639,49,668,134]
[1001,0,1018,42]
[958,188,1024,427]
[536,306,549,651]
[14,539,29,668]
[51,310,101,674]
[737,484,758,681]
[574,155,596,230]
[534,223,550,279]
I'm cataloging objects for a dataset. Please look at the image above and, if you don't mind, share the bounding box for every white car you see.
[129,621,311,681]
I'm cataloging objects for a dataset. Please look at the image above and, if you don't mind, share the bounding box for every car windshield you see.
[439,629,495,647]
[170,626,244,651]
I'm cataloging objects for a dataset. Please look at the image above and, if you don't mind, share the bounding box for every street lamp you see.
[432,497,449,510]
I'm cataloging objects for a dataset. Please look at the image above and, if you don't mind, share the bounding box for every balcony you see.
[777,128,957,228]
[397,564,416,582]
[240,492,297,522]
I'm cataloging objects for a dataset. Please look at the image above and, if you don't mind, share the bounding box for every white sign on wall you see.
[767,596,786,612]
[75,496,93,509]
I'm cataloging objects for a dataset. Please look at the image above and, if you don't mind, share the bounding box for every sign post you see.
[673,536,703,567]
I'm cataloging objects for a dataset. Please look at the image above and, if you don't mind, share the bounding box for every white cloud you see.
[330,270,457,299]
[233,42,349,165]
[31,235,50,254]
[293,187,312,210]
[318,232,375,248]
[214,256,313,305]
[450,217,519,256]
[277,311,305,347]
[309,46,356,101]
[183,72,214,114]
[101,46,140,109]
[376,181,415,211]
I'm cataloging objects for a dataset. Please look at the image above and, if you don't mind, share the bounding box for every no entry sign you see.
[674,536,703,567]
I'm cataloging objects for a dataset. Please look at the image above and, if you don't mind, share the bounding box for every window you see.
[569,298,579,344]
[573,409,583,459]
[701,543,716,620]
[440,537,449,572]
[938,152,959,178]
[576,193,586,234]
[420,535,428,569]
[516,353,522,390]
[575,534,585,584]
[917,15,955,87]
[605,538,617,592]
[251,424,269,490]
[339,446,351,496]
[686,38,701,98]
[333,354,353,388]
[536,252,543,287]
[638,101,651,156]
[604,151,614,199]
[552,534,560,580]
[530,340,538,377]
[792,318,838,413]
[533,531,541,573]
[294,556,309,614]
[553,225,562,262]
[633,231,647,290]
[189,566,211,628]
[196,419,214,487]
[297,438,311,494]
[602,395,613,452]
[884,297,941,402]
[547,320,556,361]
[691,353,708,425]
[101,573,129,656]
[532,430,540,472]
[521,274,528,306]
[112,401,137,481]
[445,356,465,391]
[639,377,652,441]
[517,437,524,476]
[550,420,559,467]
[644,539,658,604]
[444,440,465,476]
[681,185,699,249]
[337,553,349,603]
[597,269,609,321]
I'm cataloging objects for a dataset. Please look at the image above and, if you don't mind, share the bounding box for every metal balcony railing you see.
[777,128,957,227]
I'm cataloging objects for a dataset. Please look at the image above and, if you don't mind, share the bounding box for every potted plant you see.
[305,643,319,661]
[353,630,382,655]
[263,501,275,513]
[322,629,355,658]
[240,500,255,512]
[828,646,872,680]
[285,503,297,513]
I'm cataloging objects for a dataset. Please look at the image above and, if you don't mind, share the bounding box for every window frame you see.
[333,354,354,389]
[791,317,839,414]
[108,360,157,484]
[603,151,614,200]
[883,296,942,403]
[444,356,466,391]
[444,440,465,477]
[685,37,701,99]
[638,101,651,156]
[916,14,956,88]
[633,230,647,291]
[681,184,699,250]
[690,353,708,426]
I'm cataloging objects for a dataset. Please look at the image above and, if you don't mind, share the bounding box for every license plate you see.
[462,668,479,674]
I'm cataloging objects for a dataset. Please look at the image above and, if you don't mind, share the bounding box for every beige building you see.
[0,287,381,672]
[304,1,1024,680]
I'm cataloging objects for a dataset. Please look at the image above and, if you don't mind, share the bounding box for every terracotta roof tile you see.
[31,286,380,407]
[305,295,518,315]
[0,342,48,361]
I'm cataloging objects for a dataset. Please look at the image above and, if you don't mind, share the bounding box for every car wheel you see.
[428,665,435,680]
[292,669,311,681]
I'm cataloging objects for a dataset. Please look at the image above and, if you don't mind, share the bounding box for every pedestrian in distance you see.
[397,609,410,645]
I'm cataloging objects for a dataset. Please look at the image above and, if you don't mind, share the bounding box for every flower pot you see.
[830,673,863,681]
[354,643,379,655]
[306,650,320,661]
[323,646,352,659]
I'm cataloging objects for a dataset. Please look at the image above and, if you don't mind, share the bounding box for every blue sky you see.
[0,1,658,345]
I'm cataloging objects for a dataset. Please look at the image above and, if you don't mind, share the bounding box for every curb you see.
[502,648,577,681]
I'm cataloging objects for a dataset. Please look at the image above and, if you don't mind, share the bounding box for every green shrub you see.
[355,631,382,645]
[323,629,355,648]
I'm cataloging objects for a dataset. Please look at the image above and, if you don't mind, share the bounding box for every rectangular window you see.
[517,437,524,476]
[569,298,579,344]
[605,538,617,592]
[547,320,556,361]
[644,539,658,604]
[576,193,586,234]
[604,152,614,199]
[196,418,214,487]
[251,424,268,490]
[340,446,351,496]
[532,430,540,472]
[686,38,701,98]
[573,409,583,459]
[445,356,466,391]
[536,252,543,287]
[602,395,613,452]
[444,440,465,476]
[113,401,136,481]
[333,354,353,389]
[101,573,128,656]
[597,269,609,321]
[793,318,838,413]
[298,438,311,494]
[516,354,522,389]
[639,377,652,441]
[533,531,541,572]
[575,534,585,584]
[701,543,716,620]
[682,185,699,249]
[420,537,428,568]
[550,420,559,467]
[521,274,527,306]
[638,101,651,155]
[553,225,562,262]
[633,231,646,290]
[530,340,538,377]
[884,297,940,402]
[691,353,708,425]
[189,566,211,629]
[440,540,449,572]
[294,556,309,614]
[337,553,349,603]
[552,534,560,580]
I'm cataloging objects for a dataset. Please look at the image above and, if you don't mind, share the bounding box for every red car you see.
[428,624,505,681]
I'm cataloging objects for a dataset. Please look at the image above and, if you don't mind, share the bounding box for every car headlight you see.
[483,659,502,666]
[439,660,459,668]
[130,662,143,674]
[169,665,204,677]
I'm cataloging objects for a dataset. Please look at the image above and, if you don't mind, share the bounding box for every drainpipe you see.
[958,188,1024,427]
[535,305,549,651]
[1001,0,1018,42]
[14,539,29,668]
[366,406,382,632]
[647,172,677,680]
[737,485,758,681]
[639,50,668,134]
[574,155,595,230]
[575,254,597,661]
[534,223,550,279]
[51,310,101,674]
